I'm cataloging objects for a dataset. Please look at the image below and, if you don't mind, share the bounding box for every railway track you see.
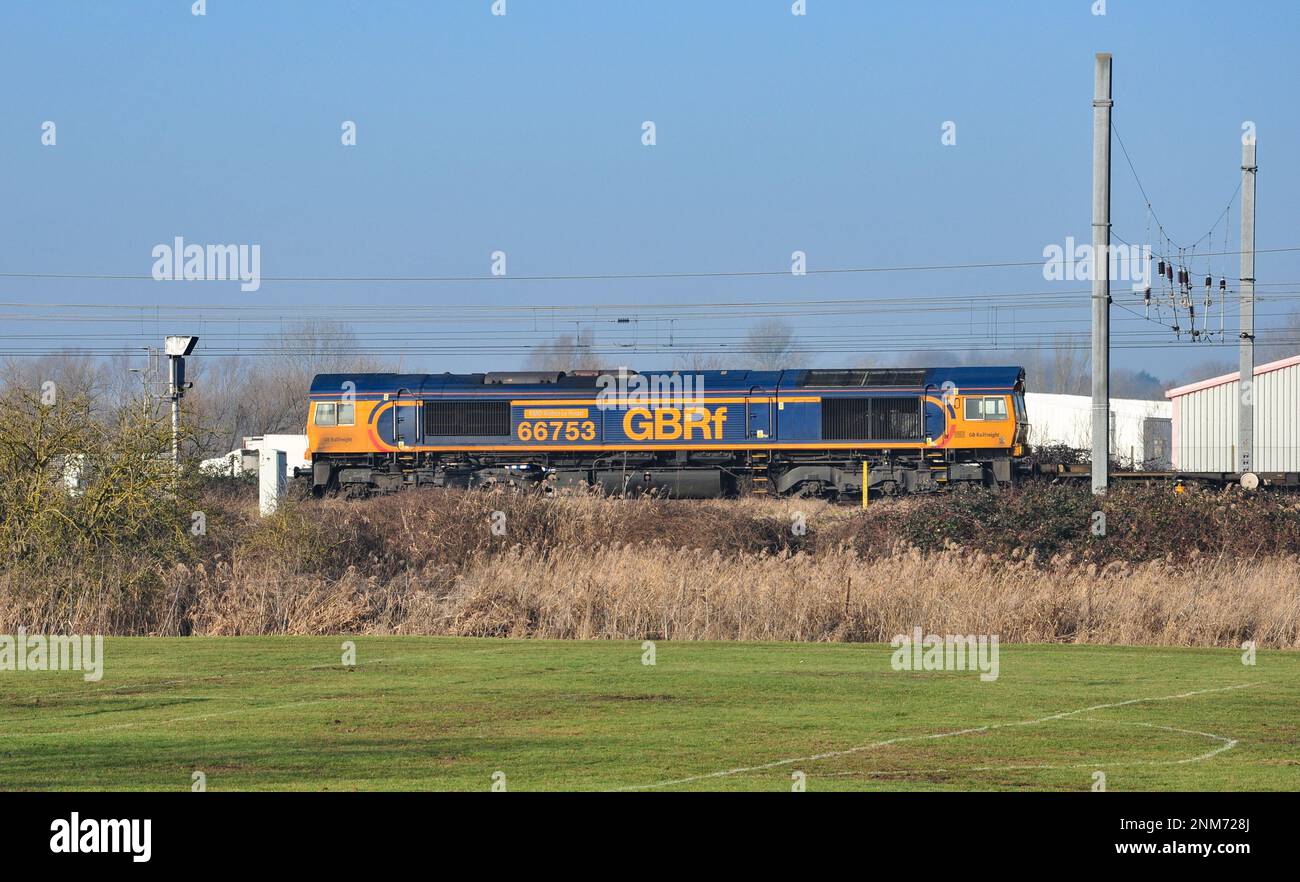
[1029,463,1300,491]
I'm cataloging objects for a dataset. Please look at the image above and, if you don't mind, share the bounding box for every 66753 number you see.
[516,420,597,442]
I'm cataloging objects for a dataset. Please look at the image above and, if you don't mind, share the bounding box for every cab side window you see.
[316,402,337,427]
[963,397,1008,420]
[337,402,355,426]
[983,396,1008,419]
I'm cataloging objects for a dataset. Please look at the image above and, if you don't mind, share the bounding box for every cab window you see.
[337,402,355,426]
[983,396,1008,419]
[316,402,337,427]
[964,397,1008,420]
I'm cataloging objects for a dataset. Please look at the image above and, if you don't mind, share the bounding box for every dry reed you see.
[3,486,1298,646]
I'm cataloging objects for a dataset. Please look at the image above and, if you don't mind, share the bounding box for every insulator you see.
[1219,278,1227,292]
[1205,275,1212,288]
[1144,287,1152,302]
[1157,259,1166,276]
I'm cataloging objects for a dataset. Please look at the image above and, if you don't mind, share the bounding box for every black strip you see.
[4,791,1286,868]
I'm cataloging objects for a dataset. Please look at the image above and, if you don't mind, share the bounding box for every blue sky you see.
[2,0,1298,381]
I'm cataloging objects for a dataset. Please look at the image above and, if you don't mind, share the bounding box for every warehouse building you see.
[1025,393,1172,469]
[1164,354,1300,473]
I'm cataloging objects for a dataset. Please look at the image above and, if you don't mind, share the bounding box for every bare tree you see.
[1257,308,1300,364]
[186,321,387,455]
[1174,359,1236,387]
[1,323,392,459]
[671,350,726,372]
[741,319,800,370]
[1110,368,1167,400]
[1045,335,1089,395]
[526,330,600,372]
[1,351,115,413]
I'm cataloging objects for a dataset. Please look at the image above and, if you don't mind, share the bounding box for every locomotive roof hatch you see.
[483,372,565,385]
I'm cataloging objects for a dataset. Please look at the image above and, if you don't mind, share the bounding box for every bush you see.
[5,468,1300,641]
[0,385,202,628]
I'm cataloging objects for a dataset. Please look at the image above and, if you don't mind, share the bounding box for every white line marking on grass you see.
[1113,719,1240,765]
[816,718,1241,778]
[615,682,1255,791]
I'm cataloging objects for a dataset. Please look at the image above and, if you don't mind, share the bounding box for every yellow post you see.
[861,460,868,509]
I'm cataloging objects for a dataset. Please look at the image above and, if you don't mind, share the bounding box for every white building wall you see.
[200,434,309,480]
[1166,355,1300,473]
[1257,360,1300,471]
[1025,393,1171,468]
[247,434,310,472]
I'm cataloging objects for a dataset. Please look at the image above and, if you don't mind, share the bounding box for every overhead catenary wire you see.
[1,246,1297,284]
[1112,119,1244,255]
[2,226,1297,360]
[6,288,1300,358]
[1108,116,1260,345]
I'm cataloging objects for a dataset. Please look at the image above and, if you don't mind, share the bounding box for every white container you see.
[1025,392,1172,469]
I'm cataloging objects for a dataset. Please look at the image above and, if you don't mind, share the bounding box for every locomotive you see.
[302,365,1029,499]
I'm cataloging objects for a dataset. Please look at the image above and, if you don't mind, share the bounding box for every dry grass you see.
[2,486,1298,647]
[159,546,1299,648]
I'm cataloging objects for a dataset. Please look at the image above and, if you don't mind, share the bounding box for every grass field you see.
[1,637,1296,791]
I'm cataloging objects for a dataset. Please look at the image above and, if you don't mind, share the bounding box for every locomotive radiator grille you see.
[424,401,511,436]
[822,397,923,441]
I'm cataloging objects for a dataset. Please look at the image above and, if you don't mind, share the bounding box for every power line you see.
[2,246,1299,284]
[6,282,1300,321]
[1112,119,1243,253]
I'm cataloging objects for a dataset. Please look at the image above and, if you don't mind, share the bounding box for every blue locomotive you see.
[304,365,1028,498]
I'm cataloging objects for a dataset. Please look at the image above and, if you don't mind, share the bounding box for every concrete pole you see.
[1091,53,1112,494]
[168,356,181,470]
[1238,137,1257,474]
